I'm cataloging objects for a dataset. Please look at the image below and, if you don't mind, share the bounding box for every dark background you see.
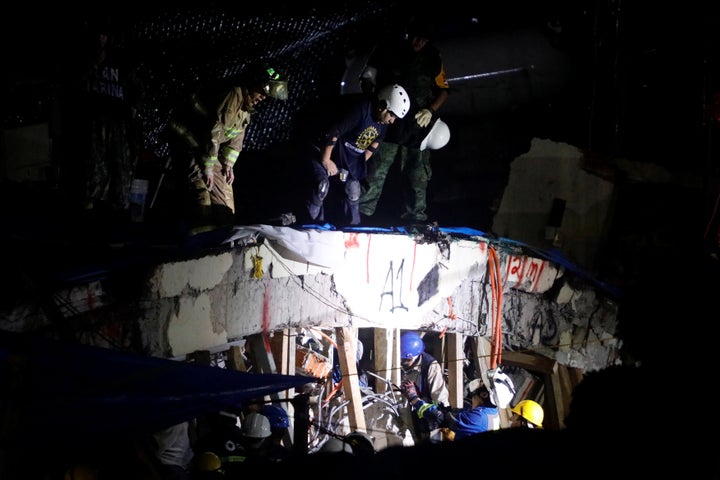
[2,1,720,287]
[2,4,719,460]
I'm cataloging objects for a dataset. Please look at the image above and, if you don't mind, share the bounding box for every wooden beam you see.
[502,350,558,374]
[246,333,277,374]
[335,327,367,433]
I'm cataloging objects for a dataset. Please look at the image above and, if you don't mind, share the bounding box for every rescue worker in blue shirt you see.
[400,377,500,441]
[304,84,410,226]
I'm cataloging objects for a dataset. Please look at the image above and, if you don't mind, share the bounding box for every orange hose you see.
[309,326,338,350]
[489,251,498,369]
[323,381,343,406]
[495,250,503,367]
[494,249,503,367]
[488,247,503,369]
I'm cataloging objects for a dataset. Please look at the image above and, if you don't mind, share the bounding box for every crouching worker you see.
[400,377,500,441]
[301,84,410,226]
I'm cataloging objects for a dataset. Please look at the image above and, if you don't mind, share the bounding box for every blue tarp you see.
[0,330,313,447]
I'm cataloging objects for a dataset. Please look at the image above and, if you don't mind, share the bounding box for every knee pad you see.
[317,178,330,201]
[346,180,361,202]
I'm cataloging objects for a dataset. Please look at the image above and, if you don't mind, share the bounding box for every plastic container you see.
[129,179,149,222]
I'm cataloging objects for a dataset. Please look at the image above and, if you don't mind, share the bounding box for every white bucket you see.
[129,179,149,222]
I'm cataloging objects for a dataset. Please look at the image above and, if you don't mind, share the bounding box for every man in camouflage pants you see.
[359,16,450,224]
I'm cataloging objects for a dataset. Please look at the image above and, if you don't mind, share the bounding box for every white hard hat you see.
[420,118,450,150]
[377,84,410,119]
[241,412,271,439]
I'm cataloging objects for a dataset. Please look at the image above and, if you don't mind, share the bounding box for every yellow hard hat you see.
[511,399,544,428]
[195,451,222,472]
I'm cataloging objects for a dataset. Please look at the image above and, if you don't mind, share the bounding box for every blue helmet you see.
[400,332,424,359]
[261,405,290,430]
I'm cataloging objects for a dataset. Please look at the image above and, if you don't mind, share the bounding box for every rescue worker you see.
[398,331,449,443]
[359,16,450,224]
[193,410,248,475]
[167,63,288,233]
[151,421,194,479]
[259,404,293,462]
[303,84,410,226]
[237,412,274,464]
[400,378,499,441]
[509,399,544,429]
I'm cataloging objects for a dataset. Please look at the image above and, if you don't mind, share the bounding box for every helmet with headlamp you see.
[246,63,289,100]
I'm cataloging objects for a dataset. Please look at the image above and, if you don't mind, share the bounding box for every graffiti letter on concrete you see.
[379,259,408,313]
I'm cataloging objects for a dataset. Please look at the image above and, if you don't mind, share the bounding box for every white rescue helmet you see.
[420,118,450,150]
[241,412,271,439]
[378,84,410,119]
[491,371,516,408]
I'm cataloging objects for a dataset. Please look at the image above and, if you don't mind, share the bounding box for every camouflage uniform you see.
[359,28,449,223]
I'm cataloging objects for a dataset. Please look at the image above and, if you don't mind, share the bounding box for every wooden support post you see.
[226,345,246,372]
[543,370,564,430]
[275,329,296,377]
[246,332,284,405]
[373,328,395,394]
[446,333,464,408]
[568,366,584,387]
[272,329,296,445]
[391,328,401,389]
[375,328,401,390]
[335,327,367,433]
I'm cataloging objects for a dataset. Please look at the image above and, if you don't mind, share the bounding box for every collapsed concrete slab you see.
[0,225,620,372]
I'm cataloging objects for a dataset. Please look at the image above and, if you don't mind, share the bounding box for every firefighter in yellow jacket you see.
[168,64,288,232]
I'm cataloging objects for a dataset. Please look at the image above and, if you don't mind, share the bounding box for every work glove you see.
[400,380,419,402]
[415,108,434,128]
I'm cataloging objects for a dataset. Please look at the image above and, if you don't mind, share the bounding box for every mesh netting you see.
[122,3,399,158]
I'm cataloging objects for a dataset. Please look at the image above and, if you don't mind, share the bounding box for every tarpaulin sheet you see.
[0,330,313,446]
